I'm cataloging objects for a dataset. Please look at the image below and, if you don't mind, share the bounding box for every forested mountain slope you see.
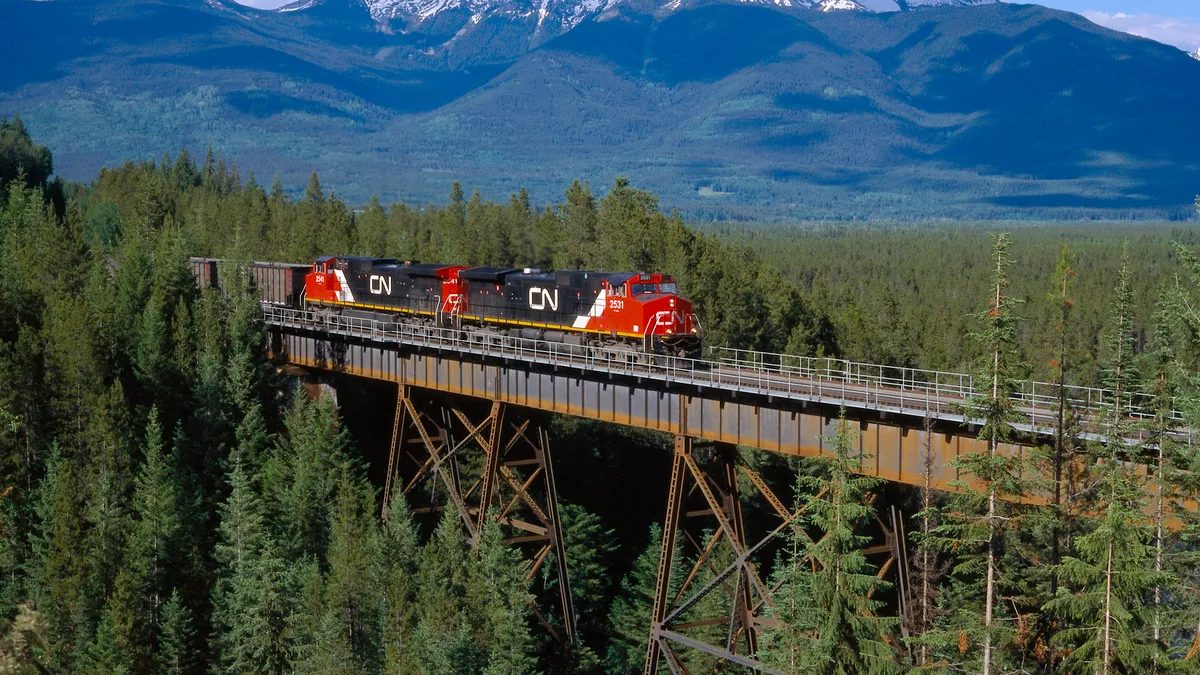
[2,0,1199,218]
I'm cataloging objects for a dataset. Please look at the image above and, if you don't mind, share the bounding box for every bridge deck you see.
[265,305,1178,496]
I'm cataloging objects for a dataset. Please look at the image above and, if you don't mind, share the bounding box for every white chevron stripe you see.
[573,289,606,328]
[333,269,355,303]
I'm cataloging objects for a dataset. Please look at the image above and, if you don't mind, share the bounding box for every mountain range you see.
[2,0,1198,219]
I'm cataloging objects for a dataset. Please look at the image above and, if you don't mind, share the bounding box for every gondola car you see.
[302,256,701,356]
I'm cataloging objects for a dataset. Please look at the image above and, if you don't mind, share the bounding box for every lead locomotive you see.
[302,256,701,357]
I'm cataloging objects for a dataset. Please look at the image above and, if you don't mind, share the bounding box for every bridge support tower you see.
[644,429,905,673]
[381,384,577,642]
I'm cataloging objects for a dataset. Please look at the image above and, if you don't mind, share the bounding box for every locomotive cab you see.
[605,273,700,356]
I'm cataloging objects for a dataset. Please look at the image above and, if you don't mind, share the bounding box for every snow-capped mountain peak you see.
[899,0,996,7]
[816,0,865,10]
[310,0,975,30]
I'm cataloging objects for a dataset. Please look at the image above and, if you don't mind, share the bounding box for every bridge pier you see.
[645,436,782,674]
[381,384,577,643]
[644,436,905,673]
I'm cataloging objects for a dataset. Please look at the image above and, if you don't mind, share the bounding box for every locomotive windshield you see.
[630,283,655,296]
[659,282,678,294]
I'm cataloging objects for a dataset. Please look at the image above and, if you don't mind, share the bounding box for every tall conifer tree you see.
[760,412,898,675]
[925,234,1029,674]
[126,407,181,629]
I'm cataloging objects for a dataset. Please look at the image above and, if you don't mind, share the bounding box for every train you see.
[190,256,702,357]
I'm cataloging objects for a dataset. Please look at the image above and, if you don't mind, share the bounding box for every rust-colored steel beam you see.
[475,401,505,538]
[276,333,1019,494]
[646,436,691,675]
[682,453,773,608]
[539,428,578,642]
[382,384,408,520]
[404,398,478,540]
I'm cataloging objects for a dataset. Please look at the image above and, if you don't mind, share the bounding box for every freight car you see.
[188,259,309,306]
[304,256,701,356]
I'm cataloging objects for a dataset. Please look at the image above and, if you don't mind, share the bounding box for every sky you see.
[232,0,1200,52]
[1042,0,1200,52]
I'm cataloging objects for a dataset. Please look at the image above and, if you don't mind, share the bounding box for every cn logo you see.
[369,275,392,295]
[528,287,559,311]
[656,311,686,326]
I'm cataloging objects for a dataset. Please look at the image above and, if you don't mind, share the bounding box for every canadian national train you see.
[191,256,702,357]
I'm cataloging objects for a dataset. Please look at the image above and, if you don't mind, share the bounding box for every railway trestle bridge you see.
[262,304,1187,674]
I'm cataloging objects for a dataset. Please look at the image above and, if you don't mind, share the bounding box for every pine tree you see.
[1047,244,1075,589]
[760,412,899,675]
[1102,242,1138,429]
[80,599,132,675]
[158,589,196,675]
[126,407,181,629]
[1144,289,1183,653]
[550,503,617,641]
[414,506,469,669]
[469,518,537,675]
[927,233,1030,674]
[31,452,93,669]
[1043,247,1171,674]
[322,470,384,673]
[443,182,468,263]
[264,391,347,561]
[213,454,287,673]
[554,181,596,270]
[1044,461,1168,673]
[604,524,662,673]
[357,195,389,256]
[79,569,144,675]
[906,416,947,668]
[380,485,421,675]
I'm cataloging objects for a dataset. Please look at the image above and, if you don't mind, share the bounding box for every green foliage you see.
[604,524,661,674]
[319,470,385,673]
[1044,462,1169,672]
[0,115,53,204]
[918,234,1035,673]
[414,507,472,671]
[126,408,182,630]
[470,519,538,675]
[760,412,899,675]
[554,503,618,642]
[158,590,197,675]
[212,454,287,674]
[264,391,349,561]
[379,486,420,675]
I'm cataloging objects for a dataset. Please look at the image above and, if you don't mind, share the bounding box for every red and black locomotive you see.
[302,256,701,356]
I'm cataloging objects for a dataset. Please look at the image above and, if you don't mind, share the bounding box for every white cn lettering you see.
[369,275,392,295]
[528,287,559,311]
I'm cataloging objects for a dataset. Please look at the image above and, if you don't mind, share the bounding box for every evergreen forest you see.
[8,117,1200,674]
